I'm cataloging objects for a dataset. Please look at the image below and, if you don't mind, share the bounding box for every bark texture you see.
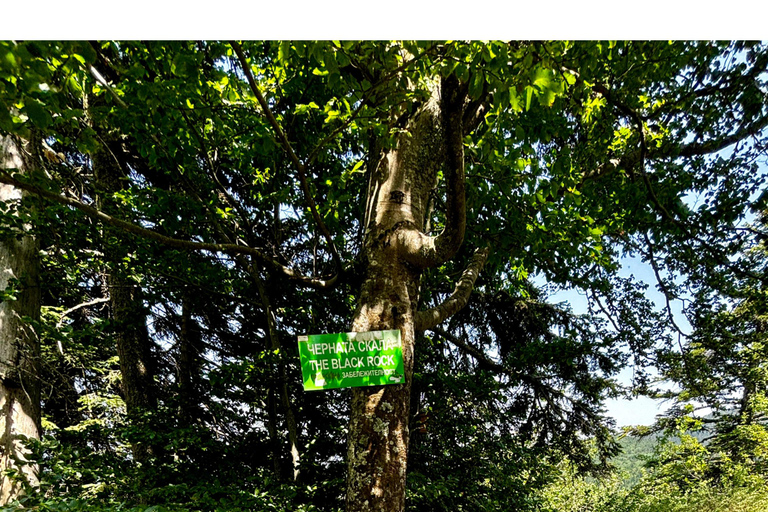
[345,77,479,512]
[0,136,41,504]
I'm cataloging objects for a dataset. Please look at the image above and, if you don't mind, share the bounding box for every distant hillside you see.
[612,426,713,487]
[612,434,658,487]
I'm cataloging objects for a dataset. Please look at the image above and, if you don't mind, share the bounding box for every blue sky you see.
[544,256,682,427]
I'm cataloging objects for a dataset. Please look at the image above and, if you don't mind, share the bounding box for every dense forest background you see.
[0,40,766,511]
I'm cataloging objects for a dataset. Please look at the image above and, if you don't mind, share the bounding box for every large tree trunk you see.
[0,136,41,504]
[92,137,158,462]
[345,77,485,512]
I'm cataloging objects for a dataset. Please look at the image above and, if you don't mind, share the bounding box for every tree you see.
[0,134,41,503]
[653,207,768,481]
[92,132,160,462]
[0,40,766,512]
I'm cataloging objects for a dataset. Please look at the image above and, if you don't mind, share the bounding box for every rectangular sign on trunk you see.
[297,330,404,391]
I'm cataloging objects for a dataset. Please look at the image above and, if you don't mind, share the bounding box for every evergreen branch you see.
[241,255,302,480]
[429,326,508,374]
[429,326,566,407]
[0,170,337,289]
[178,110,256,245]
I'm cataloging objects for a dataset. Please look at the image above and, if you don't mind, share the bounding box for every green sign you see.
[297,330,404,391]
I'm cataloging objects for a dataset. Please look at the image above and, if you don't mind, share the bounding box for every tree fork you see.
[345,75,479,512]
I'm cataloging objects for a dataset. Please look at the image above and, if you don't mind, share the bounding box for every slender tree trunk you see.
[266,388,283,478]
[178,297,203,423]
[0,136,41,504]
[251,264,302,481]
[345,77,483,512]
[92,137,158,462]
[265,199,284,478]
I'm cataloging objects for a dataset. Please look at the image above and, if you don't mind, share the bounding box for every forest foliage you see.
[0,40,766,511]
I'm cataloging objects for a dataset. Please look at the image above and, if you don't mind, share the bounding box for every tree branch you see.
[414,246,490,332]
[674,113,768,158]
[88,65,128,109]
[304,43,440,166]
[641,231,688,338]
[434,74,468,260]
[230,41,342,273]
[429,326,508,374]
[428,325,566,411]
[241,255,302,480]
[56,297,110,328]
[597,84,765,283]
[579,80,768,182]
[0,170,337,289]
[401,75,468,269]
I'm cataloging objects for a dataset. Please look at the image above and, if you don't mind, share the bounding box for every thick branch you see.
[88,65,128,109]
[414,246,489,332]
[401,75,468,269]
[433,75,467,262]
[56,297,110,328]
[0,170,337,289]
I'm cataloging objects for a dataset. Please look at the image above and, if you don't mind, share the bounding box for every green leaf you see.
[278,41,291,63]
[525,86,534,111]
[509,88,522,113]
[469,71,484,99]
[24,100,52,129]
[455,63,468,81]
[533,68,553,91]
[539,88,555,107]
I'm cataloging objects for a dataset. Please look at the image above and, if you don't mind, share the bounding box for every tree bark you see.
[0,135,41,504]
[345,76,480,512]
